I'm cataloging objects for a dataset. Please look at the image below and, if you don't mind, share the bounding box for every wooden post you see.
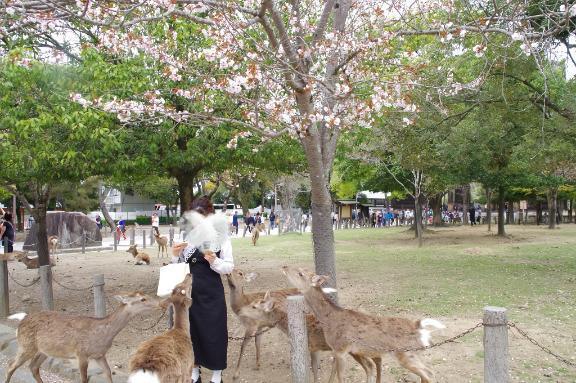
[93,274,106,318]
[287,295,310,383]
[81,232,86,254]
[39,265,54,311]
[113,231,118,252]
[483,306,509,383]
[150,229,154,243]
[0,240,9,317]
[142,229,146,249]
[169,226,174,247]
[130,227,135,245]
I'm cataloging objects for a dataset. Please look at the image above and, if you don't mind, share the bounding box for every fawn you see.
[154,233,168,258]
[126,245,151,265]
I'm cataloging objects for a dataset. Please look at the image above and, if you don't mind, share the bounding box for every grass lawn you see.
[233,223,576,382]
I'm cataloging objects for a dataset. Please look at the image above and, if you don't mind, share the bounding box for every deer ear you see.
[311,275,328,287]
[245,272,259,282]
[114,295,131,305]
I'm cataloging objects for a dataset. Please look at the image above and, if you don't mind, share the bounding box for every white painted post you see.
[93,274,106,318]
[142,229,146,249]
[113,231,118,252]
[483,306,509,383]
[39,265,54,311]
[130,227,135,245]
[287,295,310,383]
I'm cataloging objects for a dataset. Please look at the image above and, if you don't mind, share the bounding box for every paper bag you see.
[157,263,189,297]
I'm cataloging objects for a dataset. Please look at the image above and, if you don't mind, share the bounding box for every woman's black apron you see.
[186,249,228,370]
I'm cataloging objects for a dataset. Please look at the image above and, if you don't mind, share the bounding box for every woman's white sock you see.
[191,367,200,382]
[211,370,222,383]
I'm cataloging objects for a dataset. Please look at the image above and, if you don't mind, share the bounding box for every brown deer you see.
[283,266,445,383]
[126,245,151,265]
[48,236,58,260]
[154,233,168,258]
[128,274,193,383]
[5,292,160,383]
[13,252,56,269]
[226,269,299,382]
[240,291,384,383]
[251,223,263,246]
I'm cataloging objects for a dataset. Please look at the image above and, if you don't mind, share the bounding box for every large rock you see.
[24,212,102,250]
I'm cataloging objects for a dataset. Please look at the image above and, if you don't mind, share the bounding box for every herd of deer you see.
[4,264,444,383]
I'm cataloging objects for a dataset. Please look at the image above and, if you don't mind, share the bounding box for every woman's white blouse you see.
[174,239,234,275]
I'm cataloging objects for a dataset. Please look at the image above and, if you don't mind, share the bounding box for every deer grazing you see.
[226,269,299,382]
[5,292,159,383]
[283,266,445,383]
[128,274,193,383]
[48,236,58,260]
[154,233,168,258]
[13,251,56,269]
[126,245,151,265]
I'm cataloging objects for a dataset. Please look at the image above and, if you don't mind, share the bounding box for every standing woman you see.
[0,211,15,253]
[172,196,233,383]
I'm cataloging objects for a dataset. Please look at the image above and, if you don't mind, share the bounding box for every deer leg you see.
[5,349,36,383]
[232,329,253,381]
[351,354,375,383]
[373,357,382,383]
[254,332,262,370]
[94,357,113,383]
[327,356,337,383]
[334,352,347,383]
[78,357,89,383]
[395,352,434,383]
[29,352,48,383]
[310,351,320,383]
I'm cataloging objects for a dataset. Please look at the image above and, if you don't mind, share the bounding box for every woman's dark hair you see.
[190,196,215,216]
[3,213,13,222]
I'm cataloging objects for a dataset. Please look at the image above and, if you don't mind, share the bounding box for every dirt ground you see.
[2,225,575,382]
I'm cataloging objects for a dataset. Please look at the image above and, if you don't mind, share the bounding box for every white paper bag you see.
[157,263,189,297]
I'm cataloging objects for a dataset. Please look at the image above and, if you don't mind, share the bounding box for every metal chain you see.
[52,273,93,291]
[228,321,281,341]
[7,269,40,288]
[131,311,167,331]
[508,322,576,368]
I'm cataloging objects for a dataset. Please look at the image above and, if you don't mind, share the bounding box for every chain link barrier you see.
[508,322,576,368]
[7,268,40,288]
[228,320,281,341]
[51,272,94,291]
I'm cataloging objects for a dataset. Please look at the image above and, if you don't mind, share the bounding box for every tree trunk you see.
[536,201,542,225]
[547,187,558,229]
[569,199,573,223]
[497,186,506,236]
[175,173,196,215]
[414,196,423,247]
[302,135,337,289]
[98,184,116,232]
[33,202,50,266]
[430,193,443,227]
[462,184,470,225]
[486,187,492,232]
[507,201,514,225]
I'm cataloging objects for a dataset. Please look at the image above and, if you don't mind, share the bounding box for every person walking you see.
[269,210,276,230]
[468,205,476,226]
[242,212,255,237]
[172,197,234,383]
[232,211,239,235]
[151,212,160,235]
[0,211,15,253]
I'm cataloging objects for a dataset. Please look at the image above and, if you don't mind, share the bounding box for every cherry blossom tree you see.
[3,0,576,286]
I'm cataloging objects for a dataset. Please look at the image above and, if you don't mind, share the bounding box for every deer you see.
[226,269,299,382]
[126,245,151,265]
[5,291,160,383]
[251,224,262,246]
[282,266,446,383]
[128,274,193,383]
[154,233,168,258]
[240,291,385,383]
[13,251,56,269]
[48,236,58,260]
